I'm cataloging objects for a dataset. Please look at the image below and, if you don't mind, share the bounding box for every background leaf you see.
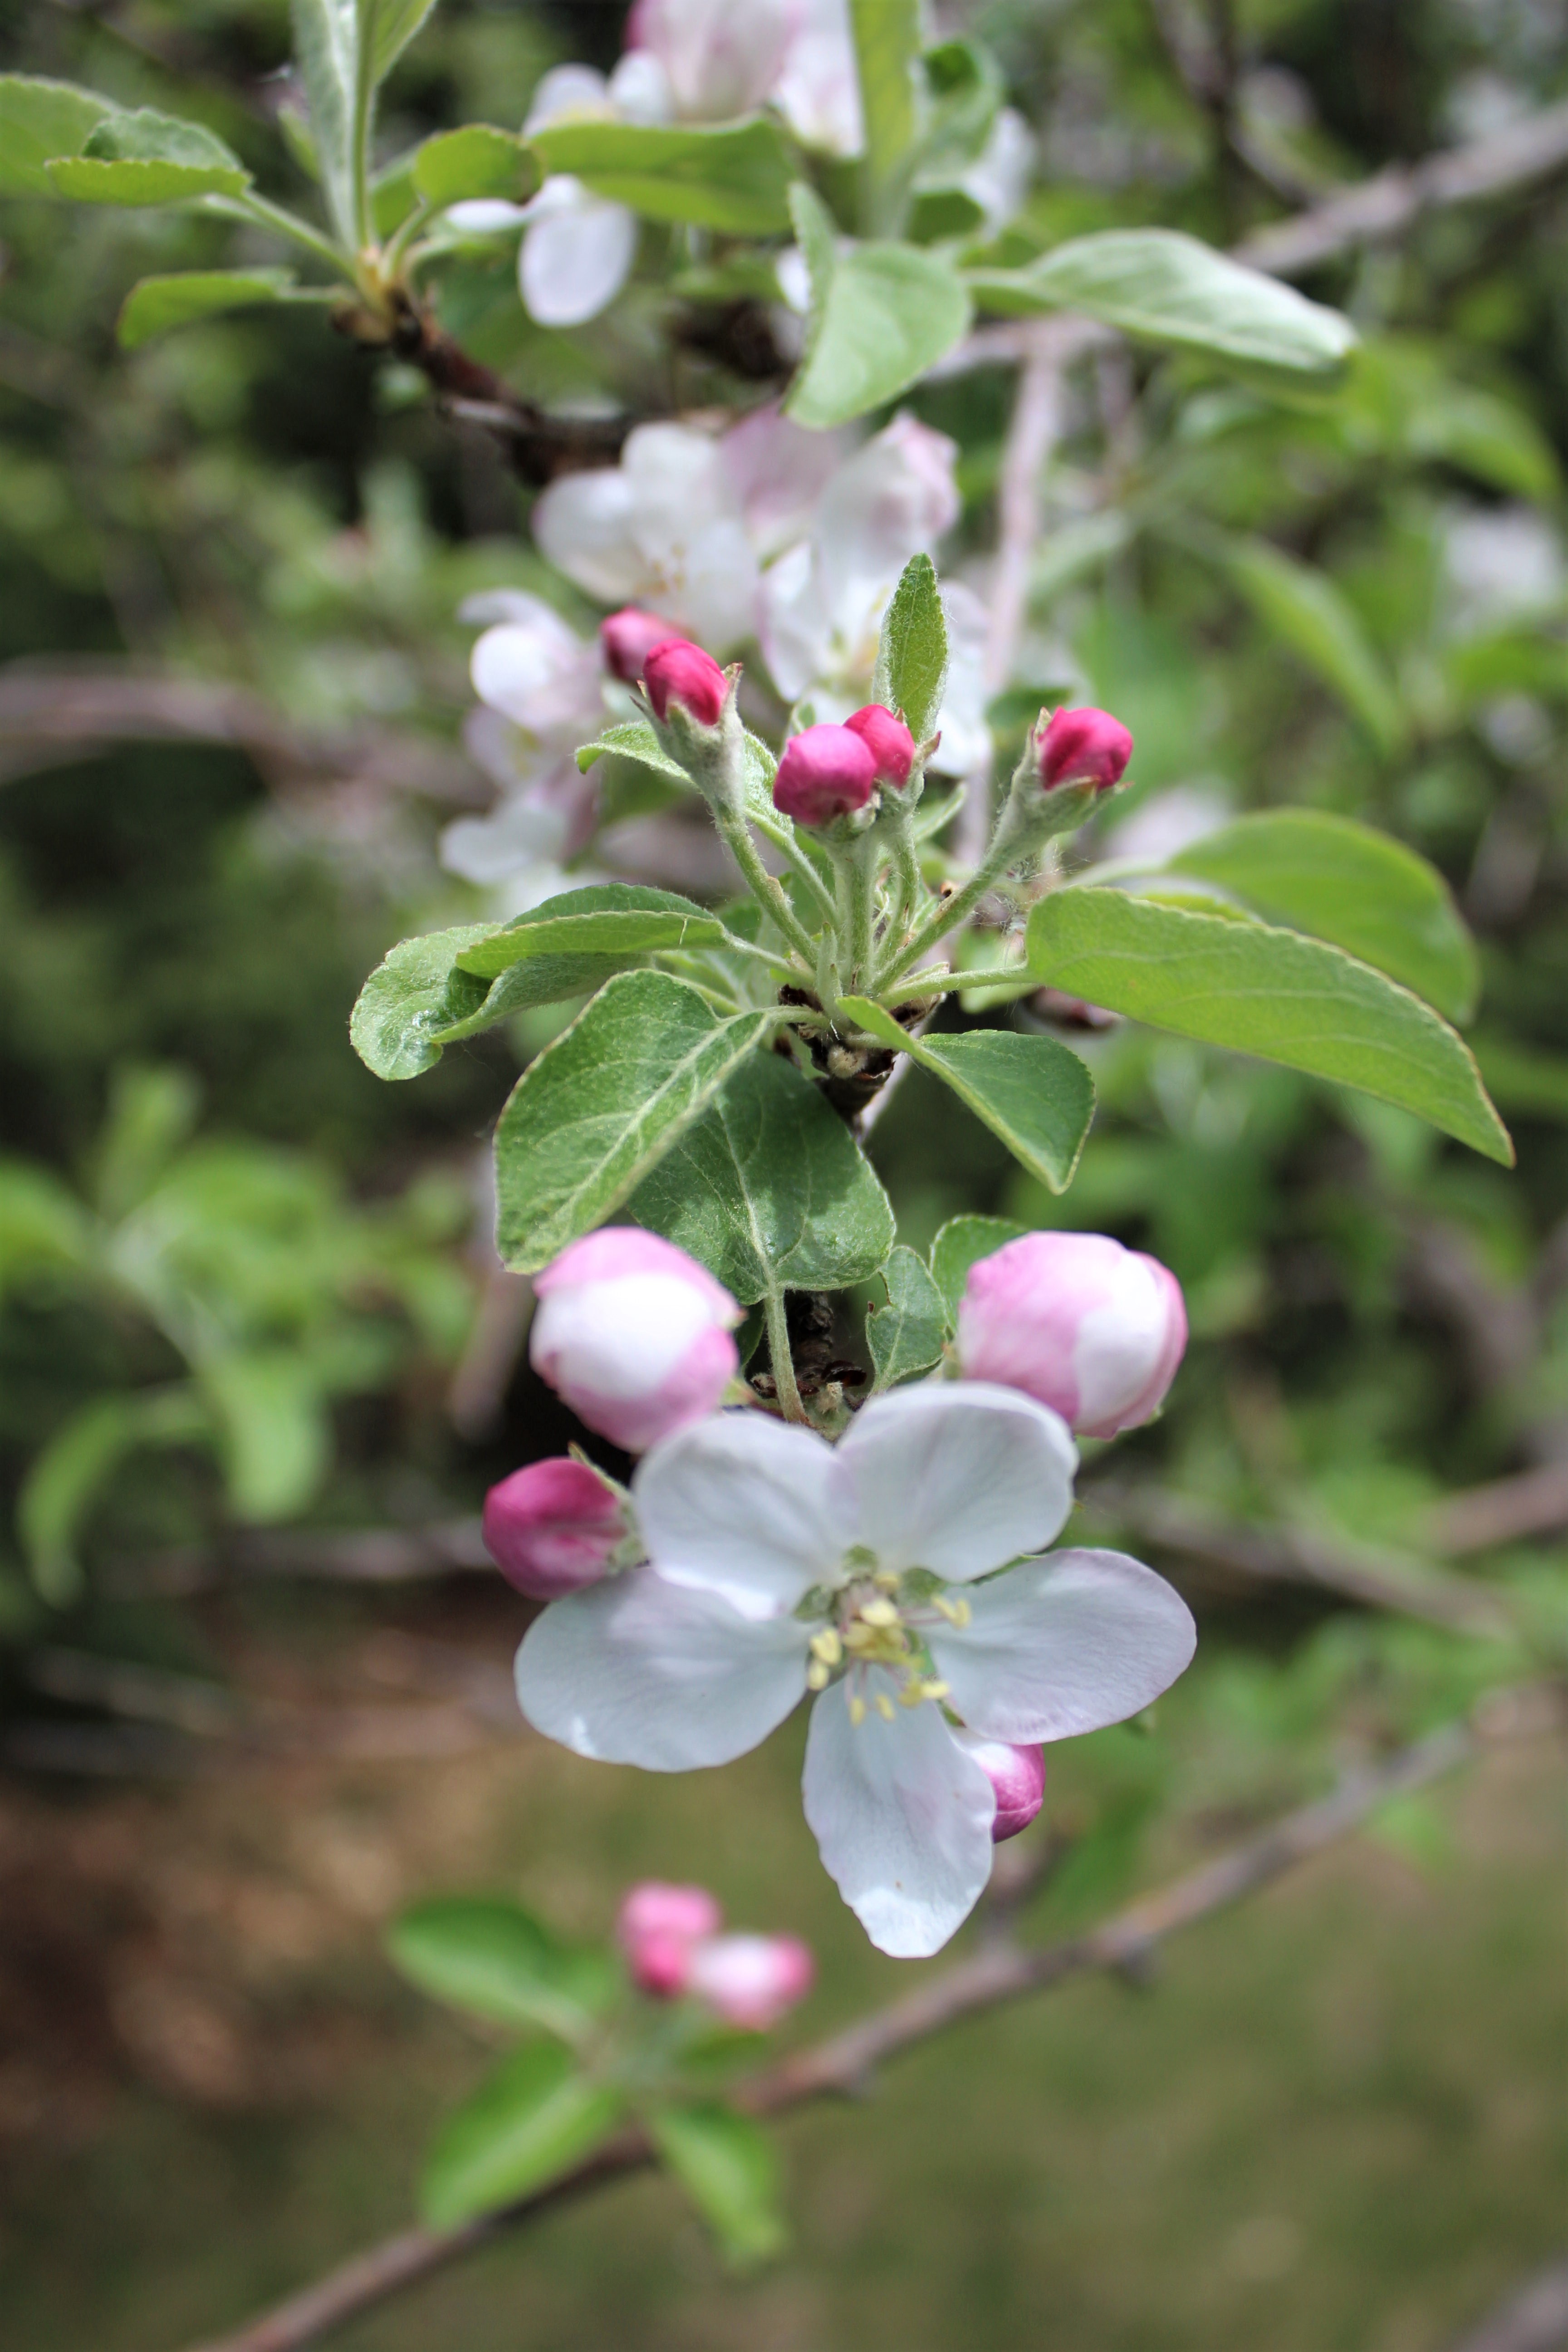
[847,0,920,226]
[390,1898,615,2043]
[1029,890,1512,1162]
[1167,811,1479,1023]
[969,230,1356,373]
[363,0,436,86]
[199,1349,328,1521]
[421,2041,623,2228]
[1210,535,1407,755]
[412,123,539,207]
[289,0,363,245]
[650,2102,787,2270]
[625,1050,894,1305]
[118,270,313,348]
[455,886,725,978]
[785,182,971,430]
[19,1387,208,1605]
[494,975,772,1274]
[526,118,792,235]
[0,74,114,196]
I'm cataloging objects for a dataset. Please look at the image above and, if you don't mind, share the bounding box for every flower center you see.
[804,1563,970,1725]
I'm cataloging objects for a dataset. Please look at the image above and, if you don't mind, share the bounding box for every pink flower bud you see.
[957,1231,1187,1440]
[643,637,729,726]
[600,607,678,685]
[686,1933,815,2030]
[618,1880,723,1996]
[954,1730,1046,1841]
[773,722,878,826]
[530,1228,742,1454]
[482,1456,628,1601]
[1039,706,1133,793]
[844,703,916,787]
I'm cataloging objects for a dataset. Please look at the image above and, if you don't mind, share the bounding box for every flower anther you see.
[957,1231,1187,1439]
[482,1456,631,1600]
[529,1227,742,1454]
[843,703,916,787]
[1038,705,1134,793]
[642,636,729,726]
[514,1382,1196,1957]
[773,721,878,825]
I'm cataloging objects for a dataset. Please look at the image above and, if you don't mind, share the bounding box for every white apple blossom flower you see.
[532,407,989,774]
[514,1384,1196,1957]
[771,0,863,157]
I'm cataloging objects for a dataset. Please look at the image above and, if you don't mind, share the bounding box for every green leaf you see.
[390,1898,615,2043]
[350,923,504,1080]
[456,886,725,979]
[1167,811,1479,1024]
[785,182,972,431]
[527,118,793,235]
[421,2041,623,2229]
[577,722,692,789]
[839,1000,1095,1192]
[625,1051,894,1306]
[200,1349,328,1520]
[494,974,774,1274]
[48,105,252,204]
[872,554,949,740]
[290,0,363,245]
[848,0,920,219]
[19,1386,208,1606]
[969,230,1356,375]
[867,1245,947,1389]
[1028,889,1513,1165]
[1210,535,1406,755]
[0,1160,96,1296]
[118,270,315,348]
[363,0,437,85]
[0,74,114,197]
[929,1215,1027,1325]
[651,2102,787,2269]
[412,124,540,208]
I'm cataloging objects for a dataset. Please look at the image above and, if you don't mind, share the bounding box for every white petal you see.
[929,582,992,775]
[802,1681,995,1956]
[532,466,647,605]
[833,1382,1076,1582]
[515,1568,808,1767]
[931,1548,1197,1744]
[519,192,638,327]
[635,1411,843,1619]
[470,612,588,725]
[607,49,674,126]
[721,403,850,557]
[438,795,570,884]
[758,539,827,700]
[774,0,864,157]
[524,64,613,135]
[446,199,529,233]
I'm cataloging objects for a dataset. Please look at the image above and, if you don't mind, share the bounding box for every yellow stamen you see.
[842,1621,876,1651]
[932,1593,972,1627]
[848,1693,867,1727]
[874,1692,896,1721]
[806,1659,829,1691]
[859,1597,899,1628]
[872,1568,901,1593]
[809,1627,843,1666]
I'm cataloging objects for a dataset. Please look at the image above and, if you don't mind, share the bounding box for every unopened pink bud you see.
[686,1933,815,2030]
[618,1880,723,1996]
[643,637,729,726]
[482,1456,628,1600]
[1039,706,1133,793]
[530,1228,741,1455]
[773,722,878,826]
[600,607,677,685]
[956,1231,1187,1440]
[844,704,916,788]
[955,1730,1046,1841]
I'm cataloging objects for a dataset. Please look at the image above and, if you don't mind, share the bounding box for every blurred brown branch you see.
[182,1682,1562,2352]
[0,660,490,805]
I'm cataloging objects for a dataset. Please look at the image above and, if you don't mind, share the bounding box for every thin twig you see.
[1424,1463,1568,1557]
[182,1685,1560,2352]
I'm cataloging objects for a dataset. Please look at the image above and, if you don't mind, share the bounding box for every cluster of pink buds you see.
[957,1230,1187,1439]
[772,702,917,827]
[599,605,678,686]
[617,1882,814,2030]
[599,612,732,731]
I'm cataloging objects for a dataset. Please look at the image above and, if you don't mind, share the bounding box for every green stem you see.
[876,825,1023,994]
[350,27,377,254]
[233,193,356,283]
[762,1285,808,1425]
[715,810,820,966]
[751,812,839,926]
[382,196,436,277]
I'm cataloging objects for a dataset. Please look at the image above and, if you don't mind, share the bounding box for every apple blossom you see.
[844,703,916,787]
[952,1731,1046,1841]
[600,606,679,684]
[529,1228,742,1453]
[515,1384,1196,1957]
[686,1933,815,2029]
[510,61,671,328]
[483,1456,631,1600]
[642,637,729,727]
[1039,706,1135,793]
[957,1232,1188,1441]
[625,0,792,122]
[773,722,879,825]
[618,1879,722,1994]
